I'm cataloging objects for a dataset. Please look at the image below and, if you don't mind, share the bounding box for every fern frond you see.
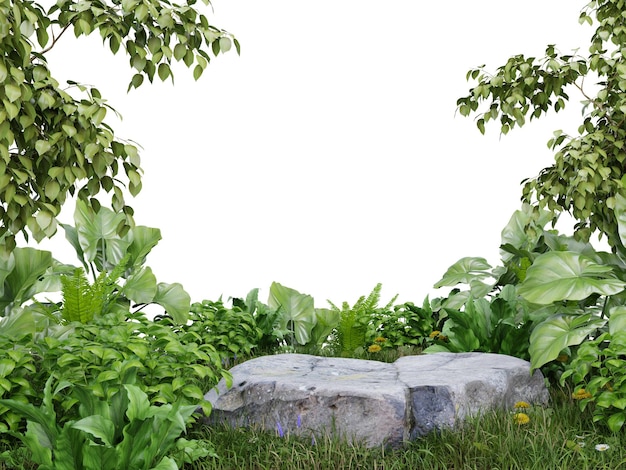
[358,283,382,314]
[61,268,95,323]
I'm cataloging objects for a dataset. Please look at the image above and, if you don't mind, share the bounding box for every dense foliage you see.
[5,0,626,466]
[0,0,237,251]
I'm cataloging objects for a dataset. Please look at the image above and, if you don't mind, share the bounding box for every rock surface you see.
[203,352,549,448]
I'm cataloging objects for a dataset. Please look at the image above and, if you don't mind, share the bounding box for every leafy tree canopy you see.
[457,0,626,255]
[0,0,237,251]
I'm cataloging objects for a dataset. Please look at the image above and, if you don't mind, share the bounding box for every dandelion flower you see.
[572,388,592,400]
[595,444,610,452]
[374,336,387,343]
[514,401,530,409]
[513,412,530,425]
[368,344,382,353]
[429,330,441,339]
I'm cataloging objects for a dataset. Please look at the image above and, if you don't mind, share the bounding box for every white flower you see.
[595,444,610,452]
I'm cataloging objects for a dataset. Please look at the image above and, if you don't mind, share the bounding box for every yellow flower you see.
[368,344,382,353]
[572,388,592,400]
[556,354,569,363]
[514,401,530,409]
[513,412,530,425]
[374,337,387,343]
[429,330,441,339]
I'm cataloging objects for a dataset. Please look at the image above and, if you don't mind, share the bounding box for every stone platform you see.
[203,352,549,448]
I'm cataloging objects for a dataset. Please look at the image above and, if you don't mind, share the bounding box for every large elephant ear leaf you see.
[518,251,626,304]
[126,226,161,269]
[529,313,606,371]
[73,200,131,270]
[609,306,626,336]
[0,251,15,299]
[433,257,494,289]
[615,192,626,251]
[153,282,190,324]
[268,282,316,345]
[0,248,53,312]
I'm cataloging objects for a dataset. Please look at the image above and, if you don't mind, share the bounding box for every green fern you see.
[60,256,129,323]
[61,268,101,323]
[329,284,392,357]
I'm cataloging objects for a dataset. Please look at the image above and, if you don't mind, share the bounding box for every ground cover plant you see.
[5,0,626,468]
[183,386,626,470]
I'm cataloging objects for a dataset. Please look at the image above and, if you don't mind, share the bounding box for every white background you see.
[37,0,592,307]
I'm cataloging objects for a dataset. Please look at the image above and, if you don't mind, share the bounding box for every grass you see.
[2,352,626,469]
[182,386,626,470]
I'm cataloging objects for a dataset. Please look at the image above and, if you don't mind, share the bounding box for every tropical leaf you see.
[309,308,340,347]
[268,282,316,345]
[123,267,158,304]
[528,313,606,370]
[126,226,162,268]
[518,251,626,304]
[434,257,494,289]
[73,200,132,271]
[153,282,191,324]
[0,248,53,313]
[616,191,626,251]
[609,306,626,336]
[71,415,115,447]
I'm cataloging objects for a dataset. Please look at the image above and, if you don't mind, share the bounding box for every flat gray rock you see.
[203,352,548,448]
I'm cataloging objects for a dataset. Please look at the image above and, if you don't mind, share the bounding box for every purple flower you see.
[276,421,284,438]
[297,415,302,428]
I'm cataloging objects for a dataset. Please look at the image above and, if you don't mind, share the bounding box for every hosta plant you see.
[0,309,230,433]
[0,376,214,469]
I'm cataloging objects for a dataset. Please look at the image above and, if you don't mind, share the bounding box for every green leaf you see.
[615,192,626,249]
[609,306,626,336]
[158,63,170,81]
[35,140,51,156]
[518,251,626,304]
[268,282,316,345]
[4,84,21,102]
[433,257,493,288]
[0,247,53,311]
[529,313,606,370]
[193,64,203,80]
[607,411,626,432]
[123,266,157,303]
[124,384,150,421]
[73,199,130,269]
[71,415,115,446]
[219,37,231,53]
[153,282,191,324]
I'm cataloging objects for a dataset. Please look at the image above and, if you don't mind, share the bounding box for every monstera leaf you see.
[518,251,626,304]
